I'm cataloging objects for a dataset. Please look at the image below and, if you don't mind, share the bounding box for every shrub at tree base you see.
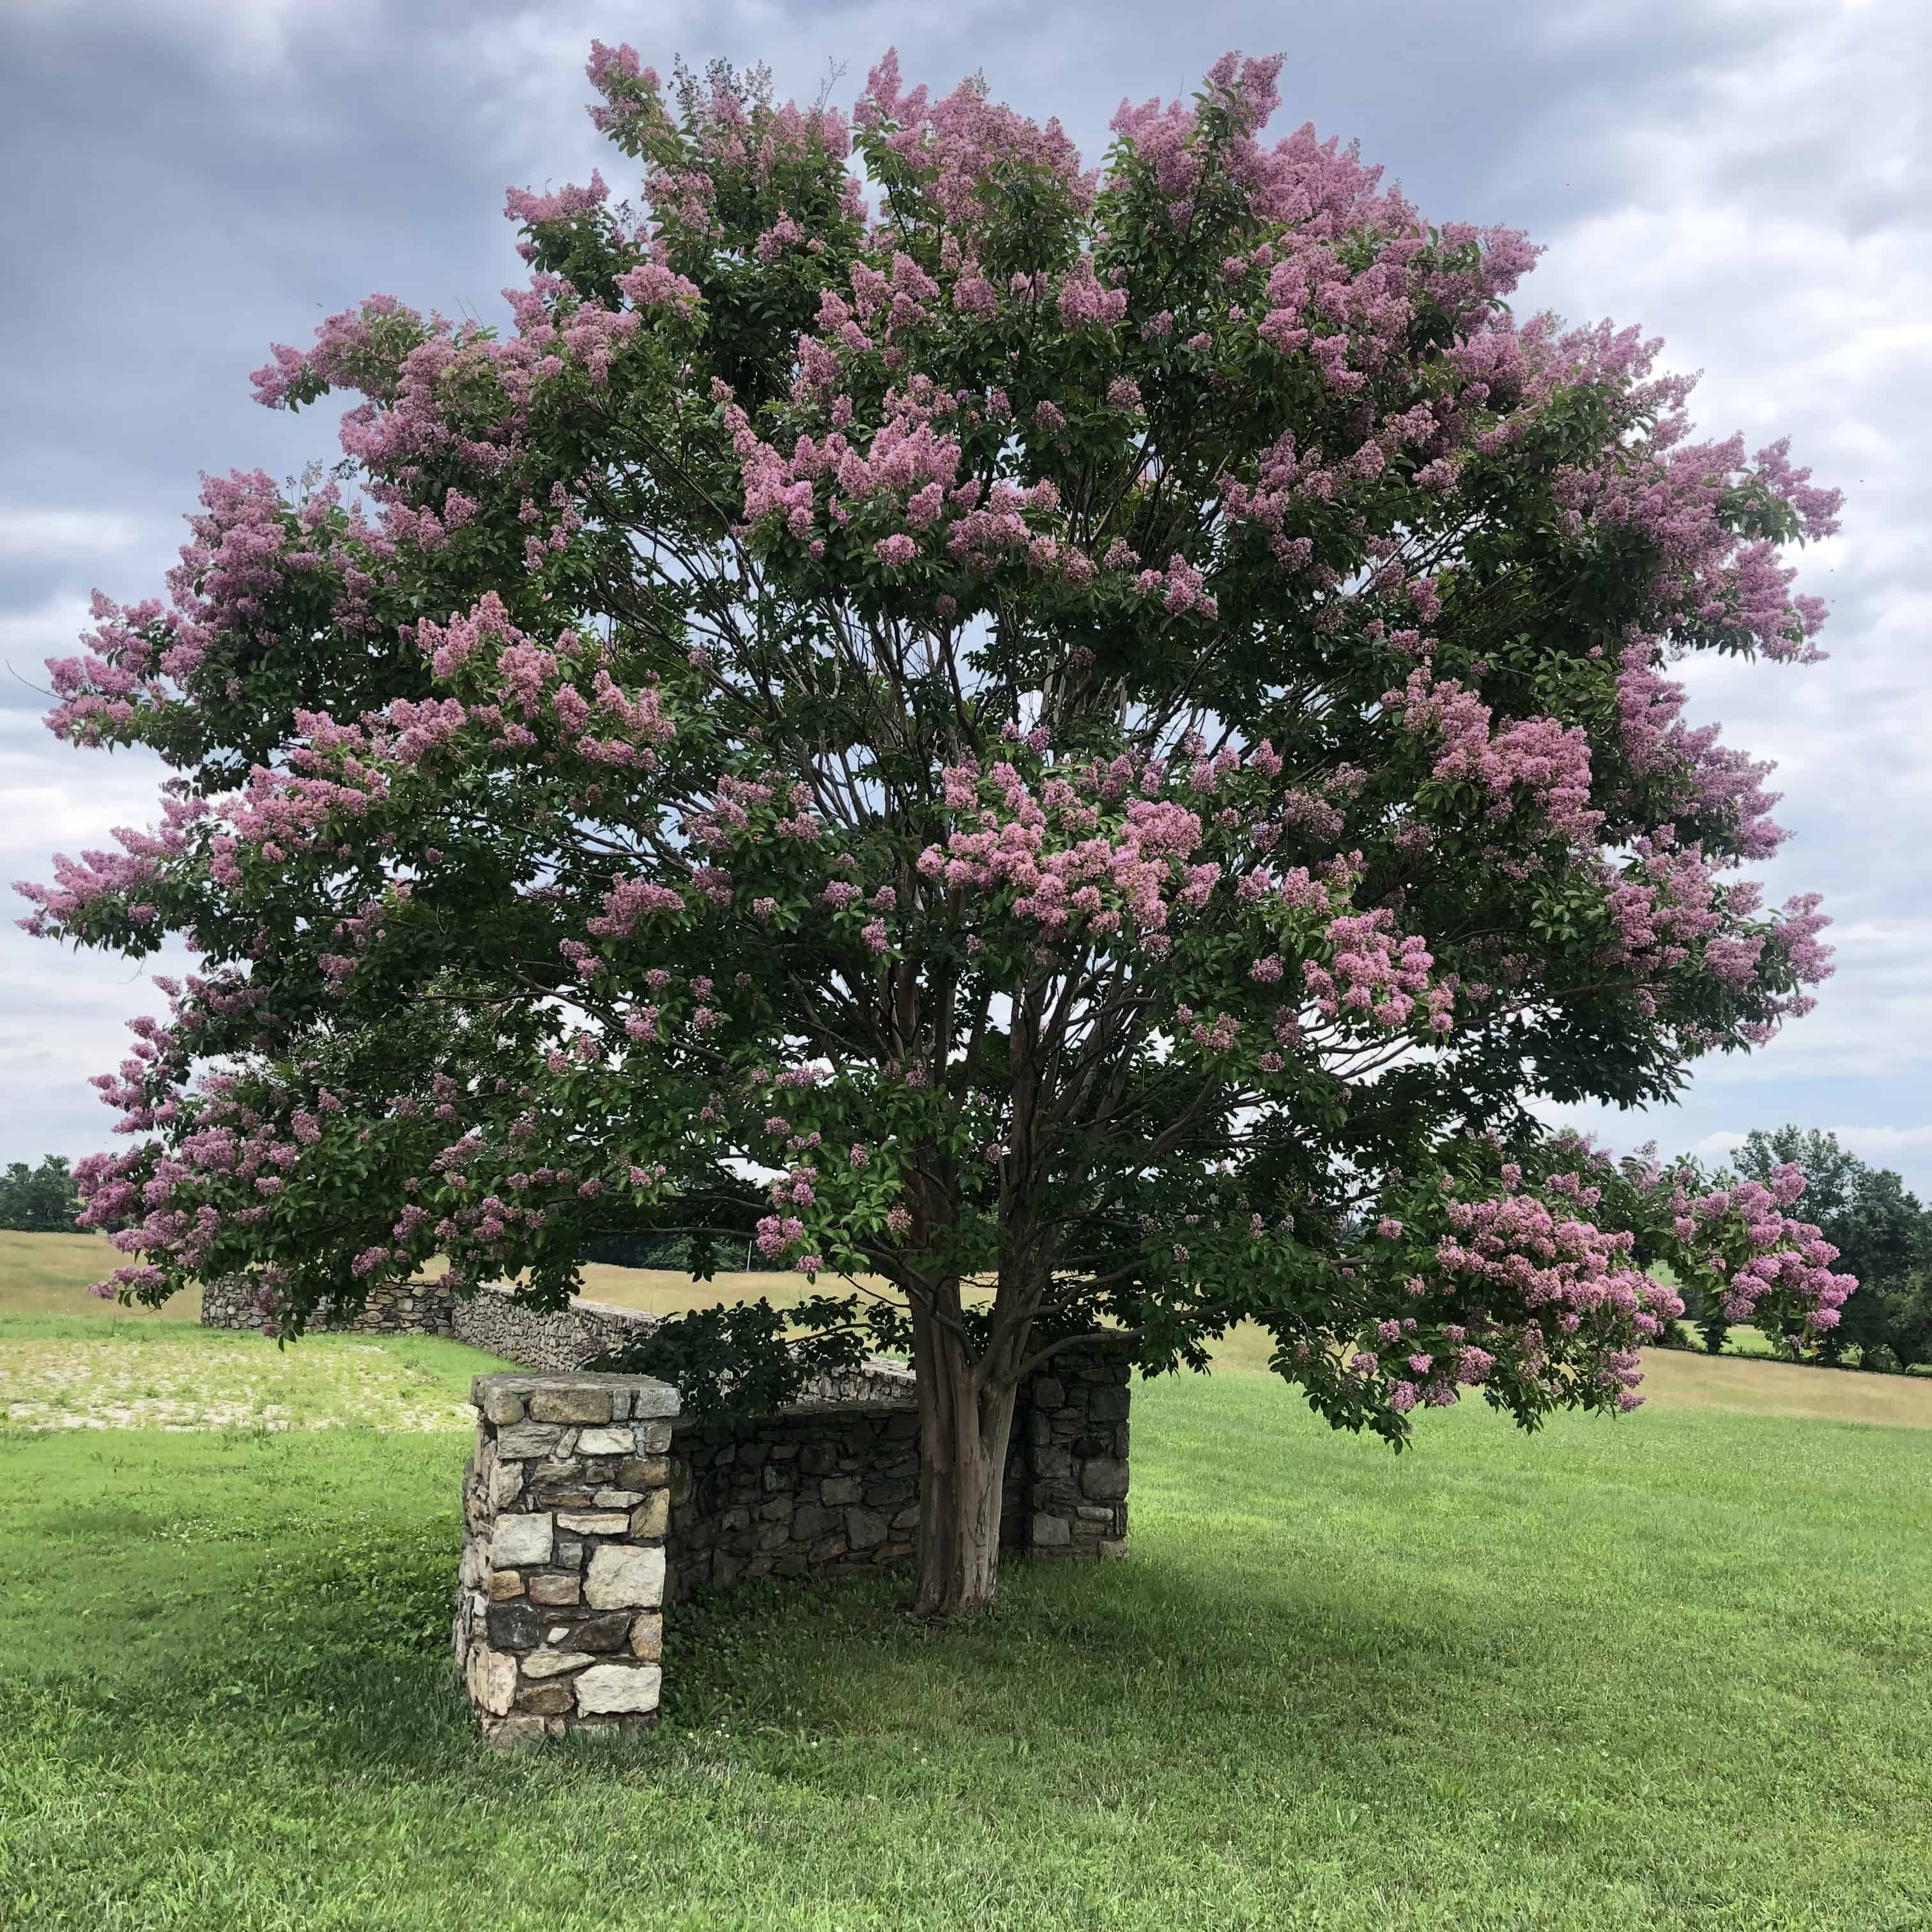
[17,46,1856,1615]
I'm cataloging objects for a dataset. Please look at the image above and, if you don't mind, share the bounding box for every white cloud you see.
[1828,1125,1932,1165]
[0,508,153,560]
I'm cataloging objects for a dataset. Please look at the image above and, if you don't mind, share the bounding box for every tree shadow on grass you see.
[647,1536,1595,1784]
[15,1526,1550,1779]
[2,1417,1687,1867]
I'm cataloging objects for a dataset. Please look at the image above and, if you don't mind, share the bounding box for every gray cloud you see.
[4,0,1927,1190]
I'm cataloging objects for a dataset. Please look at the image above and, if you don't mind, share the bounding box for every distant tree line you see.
[0,1149,766,1271]
[0,1156,83,1232]
[580,1230,758,1273]
[1662,1128,1932,1372]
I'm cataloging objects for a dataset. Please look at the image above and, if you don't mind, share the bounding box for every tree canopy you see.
[0,1157,82,1234]
[19,47,1855,1610]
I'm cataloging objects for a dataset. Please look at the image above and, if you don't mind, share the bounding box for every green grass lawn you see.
[4,1251,1932,1928]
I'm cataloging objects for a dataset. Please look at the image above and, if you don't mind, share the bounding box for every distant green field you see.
[5,1230,1932,1928]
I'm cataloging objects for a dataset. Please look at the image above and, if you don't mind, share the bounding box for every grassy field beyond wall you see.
[15,1229,1932,1431]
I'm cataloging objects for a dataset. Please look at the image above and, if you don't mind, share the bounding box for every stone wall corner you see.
[455,1370,680,1747]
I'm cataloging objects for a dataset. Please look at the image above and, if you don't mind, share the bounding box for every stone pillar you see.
[1018,1338,1133,1560]
[455,1370,678,1746]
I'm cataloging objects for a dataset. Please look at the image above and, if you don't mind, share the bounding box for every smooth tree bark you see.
[909,1305,1019,1618]
[24,45,1858,1619]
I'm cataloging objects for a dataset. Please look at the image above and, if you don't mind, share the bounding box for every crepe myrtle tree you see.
[20,48,1857,1614]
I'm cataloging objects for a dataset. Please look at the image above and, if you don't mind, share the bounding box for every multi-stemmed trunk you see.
[908,1303,1020,1618]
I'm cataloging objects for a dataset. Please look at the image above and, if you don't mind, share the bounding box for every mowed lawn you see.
[3,1239,1931,1928]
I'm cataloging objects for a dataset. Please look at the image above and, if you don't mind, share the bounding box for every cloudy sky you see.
[3,0,1927,1190]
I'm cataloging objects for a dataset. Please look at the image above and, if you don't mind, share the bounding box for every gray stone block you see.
[1080,1459,1130,1501]
[479,1385,525,1425]
[489,1514,553,1568]
[470,1645,516,1715]
[520,1649,594,1680]
[576,1664,663,1715]
[845,1506,888,1549]
[569,1611,632,1653]
[584,1544,665,1609]
[530,1386,612,1425]
[791,1503,836,1540]
[486,1602,543,1652]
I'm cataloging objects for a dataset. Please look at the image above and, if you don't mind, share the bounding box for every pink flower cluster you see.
[15,794,206,936]
[1614,639,1786,861]
[1302,912,1450,1032]
[42,471,369,751]
[412,594,675,767]
[856,49,1096,226]
[1388,668,1600,844]
[732,395,965,539]
[1667,1167,1852,1334]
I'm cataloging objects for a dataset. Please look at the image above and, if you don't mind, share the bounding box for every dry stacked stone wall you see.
[203,1275,632,1353]
[198,1272,457,1337]
[201,1275,925,1402]
[446,1287,926,1399]
[790,1360,922,1406]
[661,1339,1131,1598]
[448,1285,654,1370]
[205,1276,955,1421]
[666,1401,937,1598]
[204,1272,1128,1570]
[1015,1342,1132,1558]
[456,1370,678,1746]
[456,1341,1133,1744]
